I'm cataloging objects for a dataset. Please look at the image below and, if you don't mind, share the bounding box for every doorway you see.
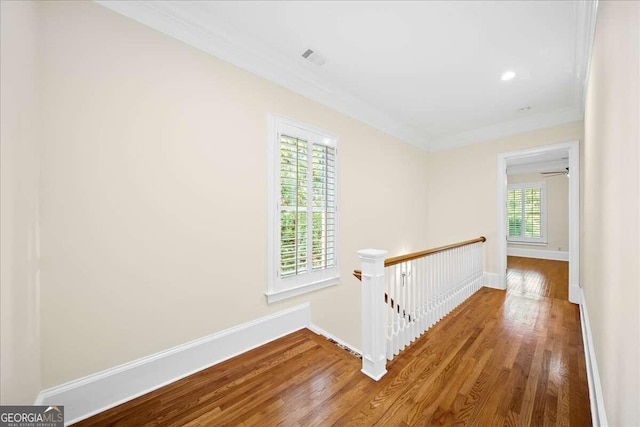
[497,140,580,304]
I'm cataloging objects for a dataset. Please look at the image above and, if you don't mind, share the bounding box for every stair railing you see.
[354,236,486,380]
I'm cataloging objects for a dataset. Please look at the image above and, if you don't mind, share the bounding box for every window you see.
[507,182,546,243]
[267,115,339,303]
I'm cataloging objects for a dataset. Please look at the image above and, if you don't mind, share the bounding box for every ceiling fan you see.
[541,167,569,177]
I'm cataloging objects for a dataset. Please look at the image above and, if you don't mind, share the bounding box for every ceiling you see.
[506,149,569,175]
[98,1,597,151]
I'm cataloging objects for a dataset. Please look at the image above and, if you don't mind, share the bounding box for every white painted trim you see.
[429,109,583,152]
[575,0,599,112]
[567,141,581,303]
[266,114,340,303]
[483,272,507,290]
[497,140,581,304]
[579,289,608,427]
[308,323,362,356]
[34,393,44,406]
[38,304,311,425]
[507,248,569,261]
[507,241,548,246]
[265,277,339,303]
[569,285,582,305]
[358,249,388,381]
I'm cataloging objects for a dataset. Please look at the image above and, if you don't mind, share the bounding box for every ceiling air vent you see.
[301,49,325,66]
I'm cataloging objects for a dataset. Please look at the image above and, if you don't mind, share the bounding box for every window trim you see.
[266,114,340,303]
[506,181,547,245]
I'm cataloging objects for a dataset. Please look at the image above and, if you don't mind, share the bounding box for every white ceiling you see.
[506,149,569,175]
[98,1,597,151]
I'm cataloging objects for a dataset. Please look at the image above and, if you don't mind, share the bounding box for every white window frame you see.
[506,181,547,245]
[266,114,339,303]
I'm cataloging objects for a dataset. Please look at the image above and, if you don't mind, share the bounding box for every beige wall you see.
[426,122,583,274]
[507,173,569,252]
[582,1,640,425]
[7,7,634,423]
[0,1,42,404]
[37,1,430,388]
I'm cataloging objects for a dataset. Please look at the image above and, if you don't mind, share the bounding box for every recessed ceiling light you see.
[501,70,516,81]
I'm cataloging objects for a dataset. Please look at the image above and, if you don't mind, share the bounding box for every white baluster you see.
[444,250,448,315]
[436,251,441,322]
[421,256,426,333]
[415,259,420,337]
[458,248,462,301]
[410,260,415,340]
[452,248,457,308]
[384,268,395,360]
[393,265,400,356]
[453,249,457,308]
[432,252,437,324]
[440,252,443,318]
[405,262,411,345]
[433,253,437,326]
[414,259,420,338]
[402,262,409,348]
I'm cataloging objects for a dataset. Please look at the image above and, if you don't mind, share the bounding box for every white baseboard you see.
[308,323,361,355]
[37,303,311,425]
[579,289,608,427]
[507,247,569,261]
[569,285,582,304]
[483,272,506,290]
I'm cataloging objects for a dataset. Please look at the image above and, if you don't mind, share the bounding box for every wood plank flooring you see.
[507,256,569,300]
[76,286,591,426]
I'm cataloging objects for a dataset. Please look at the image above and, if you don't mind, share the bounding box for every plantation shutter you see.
[279,134,336,278]
[507,185,543,240]
[524,188,542,238]
[507,189,523,237]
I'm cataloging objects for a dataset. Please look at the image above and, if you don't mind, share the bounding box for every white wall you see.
[0,1,42,405]
[426,122,583,274]
[582,1,640,425]
[37,1,430,388]
[507,173,569,252]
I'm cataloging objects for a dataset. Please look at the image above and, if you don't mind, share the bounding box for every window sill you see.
[507,240,548,247]
[266,276,340,304]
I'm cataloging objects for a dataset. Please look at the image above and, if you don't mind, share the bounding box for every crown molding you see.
[574,0,599,112]
[95,0,428,150]
[429,0,596,151]
[428,108,583,152]
[95,1,597,153]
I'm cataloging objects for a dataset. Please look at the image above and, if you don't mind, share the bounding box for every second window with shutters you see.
[507,182,547,244]
[267,115,339,303]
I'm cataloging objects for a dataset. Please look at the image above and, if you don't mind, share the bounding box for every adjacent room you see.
[506,148,572,300]
[1,1,638,426]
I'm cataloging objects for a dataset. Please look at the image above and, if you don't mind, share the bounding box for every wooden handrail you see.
[353,236,486,280]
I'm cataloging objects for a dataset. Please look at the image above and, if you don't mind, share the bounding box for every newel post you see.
[358,249,388,381]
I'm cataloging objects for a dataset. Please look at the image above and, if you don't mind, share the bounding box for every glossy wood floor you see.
[76,287,591,426]
[507,256,569,300]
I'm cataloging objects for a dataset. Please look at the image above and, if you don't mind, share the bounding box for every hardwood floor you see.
[507,256,569,300]
[76,287,591,426]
